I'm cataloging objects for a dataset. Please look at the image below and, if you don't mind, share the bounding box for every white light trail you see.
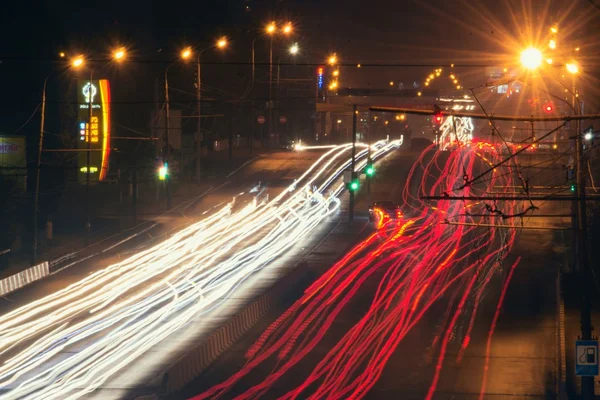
[0,141,400,399]
[437,116,473,150]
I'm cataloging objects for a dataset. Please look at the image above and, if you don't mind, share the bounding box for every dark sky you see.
[1,0,599,134]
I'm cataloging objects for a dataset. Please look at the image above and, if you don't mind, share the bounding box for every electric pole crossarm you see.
[420,195,600,201]
[368,106,600,122]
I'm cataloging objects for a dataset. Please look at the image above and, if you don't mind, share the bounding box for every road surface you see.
[0,140,401,400]
[184,143,565,400]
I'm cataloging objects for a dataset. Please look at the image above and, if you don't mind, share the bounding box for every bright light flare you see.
[181,47,192,59]
[566,61,579,74]
[289,43,299,55]
[266,23,276,34]
[71,56,84,68]
[217,37,228,49]
[113,47,126,61]
[282,23,293,35]
[520,47,543,70]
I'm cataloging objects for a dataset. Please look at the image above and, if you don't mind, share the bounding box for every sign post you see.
[576,340,599,376]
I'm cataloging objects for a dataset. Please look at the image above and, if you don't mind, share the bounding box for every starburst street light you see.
[217,37,228,48]
[566,61,579,74]
[266,22,276,34]
[520,47,543,70]
[113,47,126,61]
[289,43,299,55]
[328,54,337,65]
[282,22,293,35]
[71,56,84,68]
[181,47,192,59]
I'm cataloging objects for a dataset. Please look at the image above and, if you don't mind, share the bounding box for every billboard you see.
[77,79,111,182]
[0,136,26,189]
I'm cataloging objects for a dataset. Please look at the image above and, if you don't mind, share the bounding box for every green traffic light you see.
[570,183,576,192]
[366,165,375,176]
[350,180,359,191]
[159,163,168,181]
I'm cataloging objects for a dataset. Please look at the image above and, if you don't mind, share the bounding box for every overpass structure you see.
[315,87,476,145]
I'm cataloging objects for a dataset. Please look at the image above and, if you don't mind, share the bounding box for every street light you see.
[328,54,337,65]
[113,47,126,61]
[282,22,293,35]
[520,47,543,70]
[181,47,192,59]
[72,56,84,68]
[266,22,276,34]
[289,43,299,55]
[193,38,228,183]
[566,61,579,74]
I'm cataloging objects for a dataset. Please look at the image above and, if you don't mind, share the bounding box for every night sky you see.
[1,0,599,134]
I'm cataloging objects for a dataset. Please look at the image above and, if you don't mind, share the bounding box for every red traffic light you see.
[433,105,443,125]
[544,103,553,113]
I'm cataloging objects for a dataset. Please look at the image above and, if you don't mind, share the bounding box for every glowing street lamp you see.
[59,52,65,58]
[520,47,543,70]
[113,47,126,61]
[328,54,337,65]
[217,37,228,49]
[282,22,293,35]
[289,43,299,55]
[181,47,192,59]
[566,61,579,74]
[266,22,276,35]
[548,39,556,50]
[72,56,84,68]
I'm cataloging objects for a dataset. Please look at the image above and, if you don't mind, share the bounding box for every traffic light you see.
[158,162,168,181]
[543,103,553,113]
[570,183,576,192]
[365,161,375,177]
[433,105,443,125]
[349,179,360,191]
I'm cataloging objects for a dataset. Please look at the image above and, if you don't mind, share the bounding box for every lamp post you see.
[194,38,227,184]
[164,62,176,210]
[265,22,293,147]
[520,44,593,399]
[33,74,50,264]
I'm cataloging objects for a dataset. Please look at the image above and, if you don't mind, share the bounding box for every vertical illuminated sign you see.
[77,79,111,182]
[317,66,324,89]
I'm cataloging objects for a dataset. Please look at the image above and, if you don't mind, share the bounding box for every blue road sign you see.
[576,340,599,376]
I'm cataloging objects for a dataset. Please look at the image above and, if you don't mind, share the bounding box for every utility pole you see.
[33,76,49,264]
[575,89,594,399]
[349,105,357,223]
[164,69,172,210]
[85,71,93,247]
[195,55,202,184]
[367,109,372,206]
[268,37,273,148]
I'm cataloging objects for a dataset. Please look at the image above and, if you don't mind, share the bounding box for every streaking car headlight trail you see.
[0,140,400,400]
[191,141,523,400]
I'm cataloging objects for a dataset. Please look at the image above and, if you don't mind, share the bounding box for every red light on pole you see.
[433,105,443,125]
[544,103,553,113]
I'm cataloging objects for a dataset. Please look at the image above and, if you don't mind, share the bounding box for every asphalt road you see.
[181,147,566,399]
[0,149,347,399]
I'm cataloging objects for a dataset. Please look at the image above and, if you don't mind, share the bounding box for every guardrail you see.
[160,271,314,397]
[0,261,49,297]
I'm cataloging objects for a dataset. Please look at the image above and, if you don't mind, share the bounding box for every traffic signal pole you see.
[575,95,594,399]
[349,104,357,223]
[367,110,372,207]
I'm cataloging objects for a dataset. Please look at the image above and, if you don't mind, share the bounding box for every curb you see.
[557,271,568,399]
[158,219,369,399]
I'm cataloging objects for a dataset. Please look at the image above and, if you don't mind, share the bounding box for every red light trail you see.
[191,141,523,400]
